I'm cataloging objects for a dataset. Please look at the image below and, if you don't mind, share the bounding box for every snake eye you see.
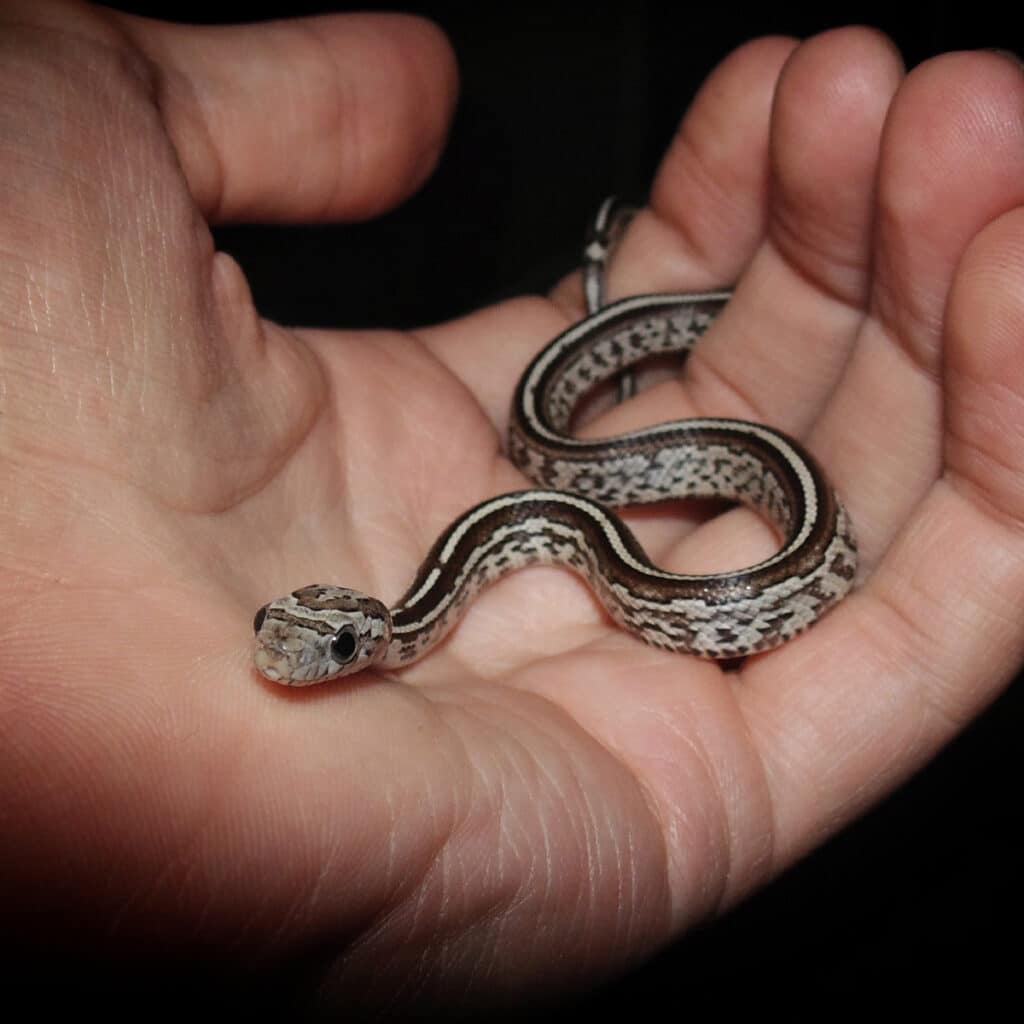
[331,625,358,664]
[253,605,268,635]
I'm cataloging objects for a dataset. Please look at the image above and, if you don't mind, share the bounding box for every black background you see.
[25,2,1024,1017]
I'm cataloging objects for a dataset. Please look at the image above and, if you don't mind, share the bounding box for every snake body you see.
[253,284,857,685]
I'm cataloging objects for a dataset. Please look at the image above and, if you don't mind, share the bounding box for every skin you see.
[3,0,1024,1011]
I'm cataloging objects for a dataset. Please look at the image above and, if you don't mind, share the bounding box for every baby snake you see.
[253,204,857,685]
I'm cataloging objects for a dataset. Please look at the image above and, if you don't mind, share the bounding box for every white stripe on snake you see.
[253,288,857,684]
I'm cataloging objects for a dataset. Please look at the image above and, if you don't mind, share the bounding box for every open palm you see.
[4,3,1024,1011]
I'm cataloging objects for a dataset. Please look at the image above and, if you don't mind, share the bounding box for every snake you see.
[252,204,858,685]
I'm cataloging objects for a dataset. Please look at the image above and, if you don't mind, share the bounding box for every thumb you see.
[113,9,459,222]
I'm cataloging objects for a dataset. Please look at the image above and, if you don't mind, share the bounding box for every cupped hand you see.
[3,3,1024,1011]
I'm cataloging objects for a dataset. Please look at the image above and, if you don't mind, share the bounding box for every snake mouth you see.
[254,651,286,684]
[252,643,286,682]
[253,636,334,686]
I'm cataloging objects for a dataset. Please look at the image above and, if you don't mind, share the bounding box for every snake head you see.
[252,585,393,685]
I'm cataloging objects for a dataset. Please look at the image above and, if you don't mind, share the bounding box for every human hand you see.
[3,3,1024,1012]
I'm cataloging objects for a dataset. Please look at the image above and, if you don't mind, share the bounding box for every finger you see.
[423,35,797,432]
[616,34,799,294]
[684,28,902,431]
[112,10,458,222]
[738,206,1024,873]
[591,28,903,444]
[816,51,1024,565]
[945,207,1024,531]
